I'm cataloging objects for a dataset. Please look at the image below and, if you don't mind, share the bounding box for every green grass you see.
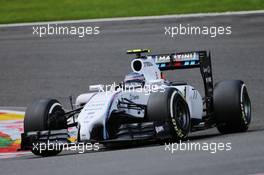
[0,0,264,24]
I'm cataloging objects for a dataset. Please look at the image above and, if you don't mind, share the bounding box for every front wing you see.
[20,121,173,151]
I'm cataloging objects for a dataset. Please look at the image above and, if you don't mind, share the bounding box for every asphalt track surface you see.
[0,13,264,175]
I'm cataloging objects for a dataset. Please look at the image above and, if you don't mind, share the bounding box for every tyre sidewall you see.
[214,80,251,133]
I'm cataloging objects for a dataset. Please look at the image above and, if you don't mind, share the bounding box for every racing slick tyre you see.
[24,99,67,156]
[147,88,190,141]
[214,80,251,134]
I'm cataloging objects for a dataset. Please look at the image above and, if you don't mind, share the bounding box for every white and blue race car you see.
[21,49,251,156]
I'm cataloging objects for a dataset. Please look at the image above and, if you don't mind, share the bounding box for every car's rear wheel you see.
[147,88,190,141]
[214,80,251,134]
[24,99,67,156]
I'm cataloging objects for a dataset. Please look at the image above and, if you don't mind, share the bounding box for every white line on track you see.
[0,110,25,115]
[0,10,263,28]
[0,152,31,159]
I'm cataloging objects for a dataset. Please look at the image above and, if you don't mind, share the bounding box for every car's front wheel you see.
[24,99,67,156]
[147,88,191,141]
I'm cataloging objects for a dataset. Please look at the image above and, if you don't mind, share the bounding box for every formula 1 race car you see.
[20,49,251,156]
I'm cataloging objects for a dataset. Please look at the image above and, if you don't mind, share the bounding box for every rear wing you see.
[147,51,205,70]
[148,51,214,118]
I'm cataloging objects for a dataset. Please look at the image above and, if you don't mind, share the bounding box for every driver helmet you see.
[124,72,145,87]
